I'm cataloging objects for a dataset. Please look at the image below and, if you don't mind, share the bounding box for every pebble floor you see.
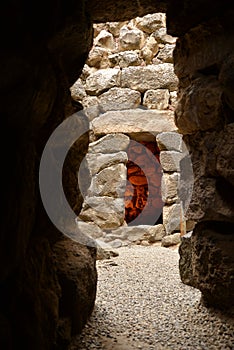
[69,245,234,350]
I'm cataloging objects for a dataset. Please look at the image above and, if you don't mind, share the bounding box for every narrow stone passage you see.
[69,246,234,350]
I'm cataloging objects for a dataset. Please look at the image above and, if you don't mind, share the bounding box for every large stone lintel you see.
[92,109,177,136]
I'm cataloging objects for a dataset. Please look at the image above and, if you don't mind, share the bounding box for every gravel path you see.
[69,245,234,350]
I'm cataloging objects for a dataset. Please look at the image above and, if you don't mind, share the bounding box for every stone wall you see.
[1,1,234,349]
[71,13,178,121]
[72,14,192,248]
[174,16,234,310]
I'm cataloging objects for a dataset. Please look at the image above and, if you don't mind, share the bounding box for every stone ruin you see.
[71,14,195,248]
[2,1,234,347]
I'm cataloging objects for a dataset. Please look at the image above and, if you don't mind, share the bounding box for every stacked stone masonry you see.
[2,1,234,349]
[72,13,193,248]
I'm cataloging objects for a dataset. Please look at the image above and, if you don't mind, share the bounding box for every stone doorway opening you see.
[125,139,164,226]
[74,12,194,248]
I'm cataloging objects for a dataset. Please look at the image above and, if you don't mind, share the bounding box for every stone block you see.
[87,47,110,69]
[135,13,166,33]
[92,109,177,135]
[79,197,125,229]
[161,232,181,247]
[157,44,175,63]
[143,89,169,110]
[156,132,184,152]
[88,134,130,153]
[169,91,178,109]
[148,224,166,242]
[99,87,141,111]
[86,151,128,175]
[107,21,128,37]
[161,173,180,204]
[119,26,144,50]
[70,79,87,101]
[75,221,103,240]
[94,30,115,50]
[163,203,181,234]
[160,151,184,172]
[140,36,159,64]
[85,68,120,95]
[109,51,141,68]
[120,64,178,92]
[87,164,127,197]
[153,27,177,44]
[111,225,166,243]
[82,96,101,121]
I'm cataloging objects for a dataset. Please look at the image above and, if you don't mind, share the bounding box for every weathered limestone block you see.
[104,231,128,242]
[161,232,181,247]
[143,89,169,109]
[79,197,125,229]
[179,222,234,310]
[156,131,183,152]
[91,109,177,135]
[93,23,108,37]
[87,47,110,69]
[80,64,94,81]
[160,151,184,172]
[82,96,101,120]
[135,13,166,33]
[88,134,130,153]
[148,224,166,242]
[153,27,177,44]
[94,29,115,50]
[175,76,222,134]
[121,64,178,92]
[119,25,144,50]
[163,203,181,234]
[85,68,120,95]
[157,43,175,63]
[170,91,178,109]
[86,151,128,175]
[75,221,104,239]
[110,51,141,68]
[161,173,179,204]
[70,79,87,101]
[140,36,159,64]
[87,163,127,197]
[111,225,166,242]
[106,21,128,37]
[99,87,141,111]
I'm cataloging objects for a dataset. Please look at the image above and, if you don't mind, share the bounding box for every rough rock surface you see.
[79,197,125,229]
[120,64,178,92]
[88,134,130,153]
[179,222,234,311]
